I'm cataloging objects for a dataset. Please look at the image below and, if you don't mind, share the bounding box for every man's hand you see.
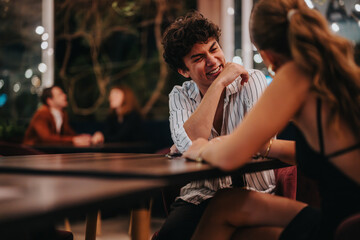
[215,62,248,87]
[170,144,180,154]
[183,138,209,161]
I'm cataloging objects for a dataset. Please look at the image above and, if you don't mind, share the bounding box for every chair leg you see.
[64,218,71,231]
[96,211,101,236]
[85,211,98,240]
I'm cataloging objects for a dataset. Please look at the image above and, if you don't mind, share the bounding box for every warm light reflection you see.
[25,69,33,78]
[47,48,54,56]
[38,63,47,73]
[0,79,4,89]
[31,75,41,87]
[331,22,340,32]
[253,53,263,63]
[13,83,21,93]
[355,4,360,12]
[232,56,243,65]
[35,26,45,35]
[227,7,234,16]
[42,33,49,41]
[41,41,48,49]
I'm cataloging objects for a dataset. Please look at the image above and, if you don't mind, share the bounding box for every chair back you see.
[335,213,360,240]
[0,141,43,156]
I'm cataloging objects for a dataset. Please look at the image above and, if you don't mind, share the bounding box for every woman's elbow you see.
[214,157,242,171]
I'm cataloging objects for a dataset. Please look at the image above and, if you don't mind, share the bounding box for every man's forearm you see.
[183,81,225,140]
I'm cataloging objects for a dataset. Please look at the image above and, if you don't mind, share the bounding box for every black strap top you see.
[295,98,360,238]
[316,98,360,158]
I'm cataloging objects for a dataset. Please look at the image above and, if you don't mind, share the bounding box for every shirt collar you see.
[50,107,62,117]
[187,80,202,103]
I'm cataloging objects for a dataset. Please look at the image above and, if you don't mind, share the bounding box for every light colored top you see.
[50,107,63,133]
[169,69,276,204]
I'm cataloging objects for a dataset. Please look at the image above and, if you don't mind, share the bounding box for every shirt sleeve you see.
[242,69,268,110]
[169,86,194,153]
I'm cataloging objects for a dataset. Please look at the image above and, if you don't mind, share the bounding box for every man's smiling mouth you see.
[207,66,221,75]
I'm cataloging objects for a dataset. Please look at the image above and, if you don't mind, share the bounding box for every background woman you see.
[184,0,360,239]
[103,85,145,142]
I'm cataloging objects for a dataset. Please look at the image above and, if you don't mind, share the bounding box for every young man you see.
[156,11,276,240]
[23,86,104,146]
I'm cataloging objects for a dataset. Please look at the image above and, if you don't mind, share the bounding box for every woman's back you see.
[292,91,360,238]
[293,92,360,184]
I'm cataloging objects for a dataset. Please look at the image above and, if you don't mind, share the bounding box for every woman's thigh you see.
[203,188,307,228]
[232,226,283,240]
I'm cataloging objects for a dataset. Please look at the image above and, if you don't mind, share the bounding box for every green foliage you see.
[0,120,27,143]
[54,0,196,121]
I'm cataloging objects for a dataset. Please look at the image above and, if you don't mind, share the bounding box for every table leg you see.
[85,211,98,240]
[129,199,153,240]
[130,208,151,240]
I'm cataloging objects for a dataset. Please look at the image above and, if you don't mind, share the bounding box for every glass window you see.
[0,0,43,140]
[234,0,360,83]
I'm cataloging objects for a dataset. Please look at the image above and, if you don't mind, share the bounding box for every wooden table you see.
[32,142,157,154]
[0,153,289,240]
[0,153,289,185]
[0,173,165,239]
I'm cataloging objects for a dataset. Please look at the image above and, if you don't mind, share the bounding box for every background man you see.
[156,11,276,240]
[23,86,104,146]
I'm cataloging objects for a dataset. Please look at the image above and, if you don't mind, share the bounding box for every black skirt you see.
[280,206,322,240]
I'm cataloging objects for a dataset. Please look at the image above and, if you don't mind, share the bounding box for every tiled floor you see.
[59,213,165,240]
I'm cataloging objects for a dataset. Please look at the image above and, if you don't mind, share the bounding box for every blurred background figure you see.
[23,86,104,146]
[103,85,145,142]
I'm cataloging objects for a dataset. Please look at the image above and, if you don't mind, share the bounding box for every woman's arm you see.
[184,62,310,171]
[267,139,296,165]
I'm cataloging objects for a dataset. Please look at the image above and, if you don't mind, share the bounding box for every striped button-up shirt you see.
[169,69,276,205]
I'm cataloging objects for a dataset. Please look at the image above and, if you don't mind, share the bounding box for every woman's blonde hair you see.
[250,0,360,140]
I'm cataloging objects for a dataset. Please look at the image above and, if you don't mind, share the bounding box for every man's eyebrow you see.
[209,41,217,50]
[190,41,217,59]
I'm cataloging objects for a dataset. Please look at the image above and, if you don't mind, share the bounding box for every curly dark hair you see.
[162,11,221,72]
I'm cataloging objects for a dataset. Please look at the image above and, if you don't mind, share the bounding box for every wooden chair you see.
[335,213,360,240]
[0,141,43,156]
[0,141,74,240]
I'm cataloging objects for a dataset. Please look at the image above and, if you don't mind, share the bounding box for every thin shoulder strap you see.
[317,98,325,155]
[327,144,360,158]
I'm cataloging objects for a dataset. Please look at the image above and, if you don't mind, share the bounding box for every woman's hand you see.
[183,138,209,161]
[91,131,105,145]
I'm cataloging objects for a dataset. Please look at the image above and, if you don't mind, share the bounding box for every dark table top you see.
[0,153,290,237]
[0,153,289,185]
[0,173,165,237]
[32,142,158,154]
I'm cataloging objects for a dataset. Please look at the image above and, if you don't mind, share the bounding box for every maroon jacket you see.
[23,105,76,145]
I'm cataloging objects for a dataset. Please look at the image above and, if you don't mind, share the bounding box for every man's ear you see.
[46,98,53,107]
[178,68,190,78]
